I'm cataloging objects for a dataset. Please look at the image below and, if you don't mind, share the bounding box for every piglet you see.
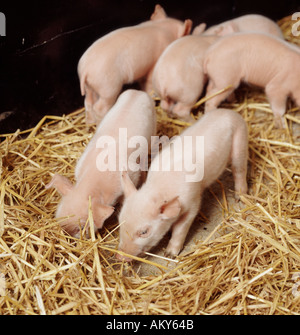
[117,108,248,261]
[194,14,283,39]
[78,4,192,124]
[152,34,218,122]
[203,33,300,128]
[46,90,156,237]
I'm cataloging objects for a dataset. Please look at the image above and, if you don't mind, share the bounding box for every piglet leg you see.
[84,86,99,124]
[265,82,288,128]
[231,123,248,198]
[204,80,235,112]
[165,207,200,257]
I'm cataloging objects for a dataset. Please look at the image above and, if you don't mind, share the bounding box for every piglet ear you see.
[159,196,181,220]
[121,171,137,199]
[45,174,73,196]
[216,22,237,36]
[178,19,193,38]
[192,23,206,35]
[150,4,167,21]
[93,203,115,229]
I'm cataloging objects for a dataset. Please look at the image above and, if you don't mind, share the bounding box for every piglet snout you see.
[116,251,133,262]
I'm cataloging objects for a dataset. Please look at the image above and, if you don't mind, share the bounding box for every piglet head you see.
[116,171,181,262]
[46,174,114,237]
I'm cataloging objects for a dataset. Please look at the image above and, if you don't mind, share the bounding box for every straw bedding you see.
[0,16,299,315]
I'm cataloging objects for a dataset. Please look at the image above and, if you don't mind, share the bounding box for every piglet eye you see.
[137,228,150,238]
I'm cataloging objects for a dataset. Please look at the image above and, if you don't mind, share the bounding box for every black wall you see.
[0,0,299,133]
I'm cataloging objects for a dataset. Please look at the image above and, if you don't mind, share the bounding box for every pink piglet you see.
[46,90,156,237]
[117,108,248,261]
[203,33,300,128]
[78,4,192,124]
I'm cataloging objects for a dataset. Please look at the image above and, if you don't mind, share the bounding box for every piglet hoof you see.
[274,121,283,129]
[164,244,181,259]
[116,252,133,263]
[234,192,242,203]
[183,115,197,125]
[233,190,247,211]
[164,250,177,260]
[85,110,96,125]
[172,112,196,125]
[234,188,247,203]
[274,116,285,129]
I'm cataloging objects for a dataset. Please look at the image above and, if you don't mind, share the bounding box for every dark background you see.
[0,0,299,134]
